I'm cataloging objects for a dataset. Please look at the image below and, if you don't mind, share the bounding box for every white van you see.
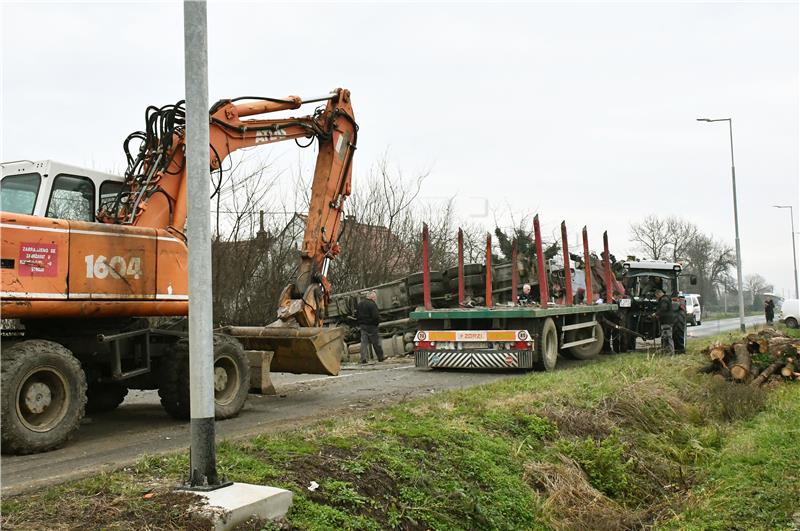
[780,299,799,328]
[683,293,702,326]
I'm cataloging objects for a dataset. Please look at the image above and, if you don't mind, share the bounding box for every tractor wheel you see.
[1,340,87,454]
[448,274,486,290]
[85,382,128,414]
[533,318,558,371]
[159,335,250,420]
[566,322,605,360]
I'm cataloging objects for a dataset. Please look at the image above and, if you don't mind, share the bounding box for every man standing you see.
[357,291,384,364]
[654,288,675,355]
[764,297,775,326]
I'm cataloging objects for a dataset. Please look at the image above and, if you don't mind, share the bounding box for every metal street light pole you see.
[697,117,746,332]
[773,205,799,299]
[184,0,221,489]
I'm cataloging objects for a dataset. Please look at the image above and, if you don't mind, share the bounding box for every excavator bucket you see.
[222,326,345,376]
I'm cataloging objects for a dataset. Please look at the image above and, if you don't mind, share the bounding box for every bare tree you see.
[745,273,771,304]
[629,215,670,259]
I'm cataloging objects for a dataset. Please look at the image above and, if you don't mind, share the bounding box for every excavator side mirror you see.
[690,275,698,285]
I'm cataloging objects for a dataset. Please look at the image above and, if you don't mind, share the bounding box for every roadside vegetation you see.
[3,329,798,530]
[703,310,761,322]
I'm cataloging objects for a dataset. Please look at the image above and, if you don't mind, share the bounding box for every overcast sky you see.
[2,1,798,296]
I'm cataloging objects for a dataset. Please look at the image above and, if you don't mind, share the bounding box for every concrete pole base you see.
[195,482,293,530]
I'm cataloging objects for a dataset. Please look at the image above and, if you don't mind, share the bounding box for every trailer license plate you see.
[619,299,632,307]
[468,342,489,349]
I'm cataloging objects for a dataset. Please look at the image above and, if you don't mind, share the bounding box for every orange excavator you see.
[0,88,357,454]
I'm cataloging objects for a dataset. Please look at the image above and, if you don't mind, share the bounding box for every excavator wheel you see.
[85,383,128,414]
[1,340,87,454]
[159,335,250,421]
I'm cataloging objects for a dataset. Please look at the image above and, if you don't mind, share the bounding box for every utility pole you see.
[697,117,746,332]
[184,0,221,489]
[773,205,799,299]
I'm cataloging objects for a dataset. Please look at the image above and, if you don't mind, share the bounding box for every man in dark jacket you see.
[357,291,384,363]
[764,297,775,325]
[654,289,674,355]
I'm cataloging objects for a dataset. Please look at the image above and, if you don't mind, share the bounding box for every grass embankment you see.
[3,331,799,530]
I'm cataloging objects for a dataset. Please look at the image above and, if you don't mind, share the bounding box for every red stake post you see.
[534,215,549,308]
[422,223,432,310]
[582,226,593,304]
[511,238,518,305]
[560,221,573,306]
[485,233,493,308]
[603,231,613,304]
[457,228,465,305]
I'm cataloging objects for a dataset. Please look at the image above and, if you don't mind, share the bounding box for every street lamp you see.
[773,205,799,299]
[697,117,746,332]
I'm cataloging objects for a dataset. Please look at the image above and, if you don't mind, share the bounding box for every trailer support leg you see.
[422,223,432,310]
[534,215,549,308]
[582,226,594,304]
[457,227,465,306]
[561,221,573,306]
[603,231,613,304]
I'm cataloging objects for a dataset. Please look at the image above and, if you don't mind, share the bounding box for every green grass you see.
[2,332,798,530]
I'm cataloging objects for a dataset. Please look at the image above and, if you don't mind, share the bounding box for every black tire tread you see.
[85,383,129,414]
[1,340,87,455]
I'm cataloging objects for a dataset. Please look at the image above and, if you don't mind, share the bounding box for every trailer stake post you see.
[534,215,549,308]
[457,228,465,306]
[422,223,432,310]
[602,231,613,304]
[511,238,518,305]
[561,221,573,305]
[485,233,493,308]
[582,226,593,304]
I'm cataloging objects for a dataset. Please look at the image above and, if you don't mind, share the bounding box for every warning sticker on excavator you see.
[19,242,57,276]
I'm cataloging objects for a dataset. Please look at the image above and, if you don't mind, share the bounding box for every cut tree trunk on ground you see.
[752,361,784,387]
[781,360,796,378]
[731,343,752,382]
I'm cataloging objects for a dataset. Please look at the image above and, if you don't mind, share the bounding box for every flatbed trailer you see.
[411,215,625,371]
[411,304,616,370]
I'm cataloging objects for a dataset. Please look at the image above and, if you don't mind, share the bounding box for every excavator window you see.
[46,174,95,222]
[0,172,41,215]
[99,180,123,218]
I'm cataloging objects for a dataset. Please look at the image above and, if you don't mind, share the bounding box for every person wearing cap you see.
[357,290,384,363]
[654,288,675,355]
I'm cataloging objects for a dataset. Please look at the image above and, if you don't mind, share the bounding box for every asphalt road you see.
[0,318,765,496]
[687,314,764,338]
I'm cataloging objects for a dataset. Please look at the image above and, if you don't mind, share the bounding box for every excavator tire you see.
[159,335,250,421]
[85,383,128,414]
[1,340,87,455]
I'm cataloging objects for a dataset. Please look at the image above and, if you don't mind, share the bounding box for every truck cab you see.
[616,259,689,352]
[1,160,124,222]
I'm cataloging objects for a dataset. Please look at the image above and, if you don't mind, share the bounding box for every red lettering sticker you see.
[19,242,58,277]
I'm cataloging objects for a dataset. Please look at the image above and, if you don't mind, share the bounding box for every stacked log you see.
[703,328,800,386]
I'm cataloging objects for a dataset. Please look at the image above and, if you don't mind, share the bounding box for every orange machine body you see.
[1,212,188,318]
[1,89,355,323]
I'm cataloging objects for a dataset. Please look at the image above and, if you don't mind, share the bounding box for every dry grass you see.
[525,455,642,531]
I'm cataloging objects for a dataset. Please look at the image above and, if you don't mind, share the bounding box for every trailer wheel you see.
[159,335,250,421]
[85,383,128,414]
[533,318,558,371]
[1,340,87,455]
[407,271,443,285]
[566,322,605,360]
[448,274,486,290]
